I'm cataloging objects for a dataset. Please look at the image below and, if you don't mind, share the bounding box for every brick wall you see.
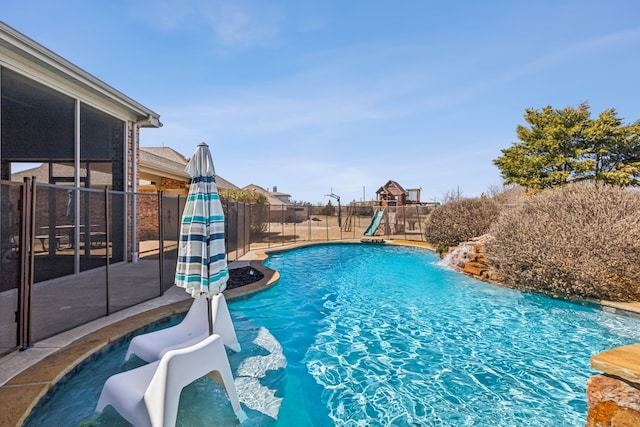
[160,177,188,191]
[135,179,187,241]
[136,187,159,240]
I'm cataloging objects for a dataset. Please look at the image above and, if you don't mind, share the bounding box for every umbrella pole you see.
[207,297,214,335]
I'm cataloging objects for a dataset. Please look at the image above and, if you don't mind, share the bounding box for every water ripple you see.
[256,245,640,426]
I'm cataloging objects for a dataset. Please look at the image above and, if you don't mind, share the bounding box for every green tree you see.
[583,110,640,185]
[320,200,334,216]
[494,103,640,192]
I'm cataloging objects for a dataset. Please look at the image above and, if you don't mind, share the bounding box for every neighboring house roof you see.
[271,191,291,198]
[140,147,188,165]
[138,146,239,190]
[214,175,239,191]
[376,180,407,196]
[139,147,190,182]
[271,191,291,205]
[0,22,161,126]
[11,163,112,187]
[10,147,239,191]
[242,184,287,205]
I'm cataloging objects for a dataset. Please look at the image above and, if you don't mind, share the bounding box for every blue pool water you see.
[26,244,640,426]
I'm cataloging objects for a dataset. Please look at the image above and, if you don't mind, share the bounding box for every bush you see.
[424,197,501,252]
[219,189,268,233]
[485,182,640,301]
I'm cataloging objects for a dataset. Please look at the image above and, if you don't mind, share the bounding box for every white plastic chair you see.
[96,334,248,427]
[125,294,240,363]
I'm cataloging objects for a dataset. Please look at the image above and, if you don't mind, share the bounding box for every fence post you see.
[177,194,181,244]
[26,177,36,348]
[158,191,164,296]
[403,206,407,241]
[18,177,35,350]
[245,201,248,254]
[353,206,356,240]
[307,206,311,241]
[247,202,251,255]
[325,208,329,241]
[339,205,343,241]
[245,202,250,256]
[417,206,424,241]
[237,202,241,257]
[223,198,228,258]
[234,201,238,260]
[293,203,297,244]
[104,186,111,315]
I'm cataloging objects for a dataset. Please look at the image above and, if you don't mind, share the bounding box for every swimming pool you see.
[25,244,640,426]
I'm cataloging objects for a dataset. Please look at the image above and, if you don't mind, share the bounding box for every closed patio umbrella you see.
[175,142,229,334]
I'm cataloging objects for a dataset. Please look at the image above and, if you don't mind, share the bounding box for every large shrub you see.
[219,189,268,233]
[424,197,501,252]
[485,182,640,301]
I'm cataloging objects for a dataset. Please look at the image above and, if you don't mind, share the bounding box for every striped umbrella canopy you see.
[175,142,229,300]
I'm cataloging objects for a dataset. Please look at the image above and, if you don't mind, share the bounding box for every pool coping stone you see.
[591,344,640,385]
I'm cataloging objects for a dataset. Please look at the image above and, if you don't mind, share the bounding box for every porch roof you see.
[0,21,160,126]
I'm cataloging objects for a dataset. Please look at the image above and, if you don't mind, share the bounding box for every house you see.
[134,146,240,241]
[137,146,238,196]
[0,22,249,283]
[0,21,256,353]
[270,185,292,204]
[243,184,306,222]
[11,163,113,188]
[376,180,422,206]
[10,145,241,246]
[0,21,160,276]
[137,147,190,196]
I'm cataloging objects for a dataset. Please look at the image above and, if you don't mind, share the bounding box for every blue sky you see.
[4,1,640,204]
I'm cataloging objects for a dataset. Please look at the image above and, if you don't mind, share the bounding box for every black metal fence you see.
[247,203,434,248]
[0,178,433,356]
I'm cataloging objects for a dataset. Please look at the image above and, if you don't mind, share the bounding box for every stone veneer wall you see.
[586,375,640,426]
[587,344,640,426]
[443,234,491,281]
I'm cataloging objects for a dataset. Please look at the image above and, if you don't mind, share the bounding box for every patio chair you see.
[96,333,248,426]
[125,294,240,363]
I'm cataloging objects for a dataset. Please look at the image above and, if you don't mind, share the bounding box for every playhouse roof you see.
[376,180,406,196]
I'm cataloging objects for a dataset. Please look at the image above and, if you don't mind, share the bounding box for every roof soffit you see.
[0,22,160,124]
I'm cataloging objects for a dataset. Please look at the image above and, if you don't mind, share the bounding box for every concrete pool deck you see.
[1,239,639,426]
